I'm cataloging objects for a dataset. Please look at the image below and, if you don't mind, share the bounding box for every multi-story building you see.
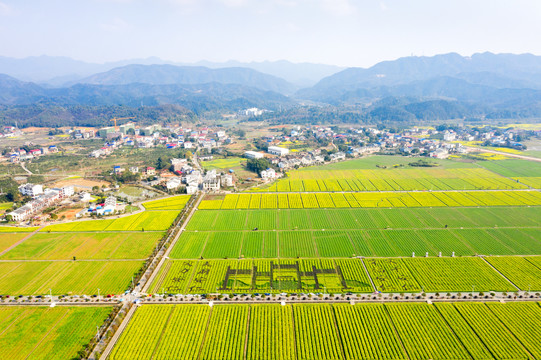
[260,168,276,180]
[18,183,43,197]
[221,174,234,187]
[166,177,182,190]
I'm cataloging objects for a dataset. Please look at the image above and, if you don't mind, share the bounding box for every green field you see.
[0,202,13,210]
[200,190,541,209]
[486,256,541,291]
[0,260,142,295]
[109,302,541,360]
[0,306,111,360]
[41,210,179,232]
[143,195,191,210]
[173,207,541,258]
[247,155,541,192]
[0,233,27,253]
[149,256,539,294]
[254,166,529,192]
[0,232,164,260]
[479,158,541,178]
[150,258,374,294]
[201,157,244,170]
[187,207,541,231]
[171,227,541,259]
[0,204,185,296]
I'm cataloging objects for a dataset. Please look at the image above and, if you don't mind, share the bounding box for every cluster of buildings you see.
[0,126,22,138]
[237,108,265,117]
[79,196,117,217]
[3,145,59,163]
[113,156,234,194]
[8,184,74,222]
[438,127,529,150]
[181,169,234,194]
[244,146,290,160]
[88,124,231,158]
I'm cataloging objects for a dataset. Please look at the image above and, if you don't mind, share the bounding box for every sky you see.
[0,0,540,67]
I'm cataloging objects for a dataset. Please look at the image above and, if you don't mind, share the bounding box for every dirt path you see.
[20,162,33,175]
[0,226,44,256]
[465,146,541,162]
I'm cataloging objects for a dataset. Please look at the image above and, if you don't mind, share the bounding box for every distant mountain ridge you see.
[3,52,541,125]
[0,55,342,87]
[0,73,295,112]
[73,64,297,94]
[297,52,541,104]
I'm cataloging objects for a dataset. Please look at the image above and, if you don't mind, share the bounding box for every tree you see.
[246,158,273,175]
[155,157,166,170]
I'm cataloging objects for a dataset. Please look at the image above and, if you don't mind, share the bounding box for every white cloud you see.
[95,0,133,3]
[0,2,13,16]
[272,0,298,7]
[320,0,356,16]
[379,1,388,11]
[100,17,129,32]
[219,0,248,7]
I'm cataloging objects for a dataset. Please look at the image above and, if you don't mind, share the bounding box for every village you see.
[1,120,538,225]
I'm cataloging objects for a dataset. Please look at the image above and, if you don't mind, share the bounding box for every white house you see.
[260,168,276,180]
[202,178,220,191]
[166,177,182,190]
[105,196,117,207]
[18,183,43,197]
[59,186,74,197]
[221,174,234,187]
[244,151,264,159]
[186,184,199,195]
[267,146,289,157]
[430,148,449,159]
[79,192,91,202]
[8,204,33,222]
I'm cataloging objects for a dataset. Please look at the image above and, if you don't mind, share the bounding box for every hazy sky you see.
[0,0,540,67]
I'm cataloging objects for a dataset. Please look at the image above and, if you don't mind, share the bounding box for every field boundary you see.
[479,256,520,291]
[142,194,203,293]
[98,304,136,360]
[360,258,377,292]
[0,226,44,257]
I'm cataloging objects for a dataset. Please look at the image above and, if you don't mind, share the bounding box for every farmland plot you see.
[403,257,513,292]
[1,232,163,260]
[0,306,111,360]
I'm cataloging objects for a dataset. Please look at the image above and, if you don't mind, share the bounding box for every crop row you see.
[143,195,191,210]
[150,256,541,295]
[172,227,541,259]
[252,168,530,192]
[0,260,142,295]
[110,302,541,360]
[188,206,541,232]
[199,190,541,209]
[0,306,111,360]
[0,232,164,261]
[41,210,179,232]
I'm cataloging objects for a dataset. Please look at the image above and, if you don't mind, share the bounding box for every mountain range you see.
[0,56,342,87]
[2,52,541,125]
